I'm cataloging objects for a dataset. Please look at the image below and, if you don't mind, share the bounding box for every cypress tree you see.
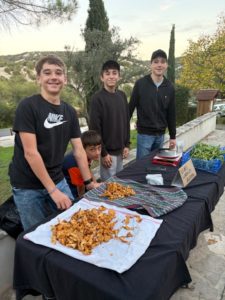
[167,24,175,84]
[84,0,111,121]
[85,0,109,32]
[84,0,110,51]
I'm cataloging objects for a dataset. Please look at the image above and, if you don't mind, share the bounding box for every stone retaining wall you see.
[164,112,217,151]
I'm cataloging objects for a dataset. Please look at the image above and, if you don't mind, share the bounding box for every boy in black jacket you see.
[129,49,176,160]
[89,60,130,181]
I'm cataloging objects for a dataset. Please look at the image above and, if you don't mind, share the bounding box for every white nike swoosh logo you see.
[44,119,67,129]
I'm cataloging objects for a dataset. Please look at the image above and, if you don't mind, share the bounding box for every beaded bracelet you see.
[48,186,57,195]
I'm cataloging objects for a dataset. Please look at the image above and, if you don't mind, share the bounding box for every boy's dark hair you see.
[35,54,66,75]
[150,49,167,62]
[101,60,120,75]
[81,130,102,148]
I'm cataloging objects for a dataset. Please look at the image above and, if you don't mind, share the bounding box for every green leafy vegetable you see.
[190,143,225,162]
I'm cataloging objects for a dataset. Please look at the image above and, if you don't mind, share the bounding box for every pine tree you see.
[167,24,175,84]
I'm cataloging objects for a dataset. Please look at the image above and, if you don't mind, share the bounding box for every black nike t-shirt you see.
[9,94,81,189]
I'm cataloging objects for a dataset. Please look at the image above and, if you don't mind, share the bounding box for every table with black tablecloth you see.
[13,153,225,300]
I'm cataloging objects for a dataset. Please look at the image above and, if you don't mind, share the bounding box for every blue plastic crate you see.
[192,157,222,173]
[180,148,192,165]
[181,146,224,174]
[221,146,225,157]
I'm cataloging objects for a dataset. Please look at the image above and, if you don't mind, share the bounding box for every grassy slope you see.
[130,129,137,149]
[0,146,14,204]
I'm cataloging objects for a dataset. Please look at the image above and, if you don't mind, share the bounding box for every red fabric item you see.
[152,158,180,167]
[68,167,84,186]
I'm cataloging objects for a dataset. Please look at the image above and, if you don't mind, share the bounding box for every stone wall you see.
[164,112,217,151]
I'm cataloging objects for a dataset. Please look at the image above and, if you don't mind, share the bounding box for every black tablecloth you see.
[13,154,225,300]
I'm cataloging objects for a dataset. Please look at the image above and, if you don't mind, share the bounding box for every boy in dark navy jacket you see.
[63,130,101,198]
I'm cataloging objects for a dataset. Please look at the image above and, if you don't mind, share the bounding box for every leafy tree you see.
[0,70,80,128]
[0,77,39,127]
[0,0,78,28]
[167,24,175,84]
[175,84,190,126]
[65,27,147,123]
[0,50,83,129]
[188,105,197,122]
[65,0,147,124]
[177,14,225,97]
[61,86,80,108]
[0,102,15,128]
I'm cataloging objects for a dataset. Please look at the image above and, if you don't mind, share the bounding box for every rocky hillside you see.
[0,51,182,81]
[0,51,66,81]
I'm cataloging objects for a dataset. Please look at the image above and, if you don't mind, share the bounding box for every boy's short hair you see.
[35,54,66,75]
[81,130,102,148]
[101,60,120,74]
[150,49,167,62]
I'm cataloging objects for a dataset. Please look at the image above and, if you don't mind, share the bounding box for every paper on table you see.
[146,174,164,185]
[24,198,163,273]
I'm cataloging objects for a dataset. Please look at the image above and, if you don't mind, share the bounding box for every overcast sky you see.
[0,0,224,59]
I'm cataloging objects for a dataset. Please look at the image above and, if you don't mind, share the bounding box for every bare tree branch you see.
[0,0,78,29]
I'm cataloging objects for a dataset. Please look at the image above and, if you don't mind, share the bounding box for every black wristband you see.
[83,178,93,186]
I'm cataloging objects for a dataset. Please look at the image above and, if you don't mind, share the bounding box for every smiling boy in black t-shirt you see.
[9,54,100,230]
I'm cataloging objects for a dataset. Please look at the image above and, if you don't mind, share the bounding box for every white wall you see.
[164,112,217,151]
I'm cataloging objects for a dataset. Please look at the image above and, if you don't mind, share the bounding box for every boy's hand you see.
[50,188,72,210]
[123,147,129,159]
[86,181,102,191]
[169,139,176,149]
[102,154,112,168]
